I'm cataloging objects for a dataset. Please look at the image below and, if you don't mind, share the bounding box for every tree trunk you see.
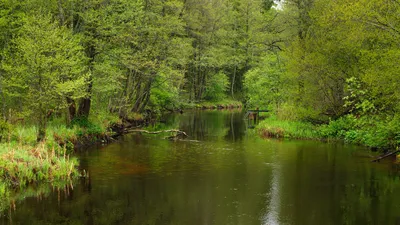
[78,97,91,118]
[66,97,76,124]
[37,116,47,142]
[231,64,237,99]
[137,79,153,112]
[78,79,92,118]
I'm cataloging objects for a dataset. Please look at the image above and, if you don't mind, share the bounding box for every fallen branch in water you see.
[125,129,188,138]
[371,149,400,162]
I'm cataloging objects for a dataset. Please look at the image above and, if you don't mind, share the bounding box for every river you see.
[1,110,400,225]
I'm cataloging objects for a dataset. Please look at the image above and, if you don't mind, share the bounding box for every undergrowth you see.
[257,114,400,151]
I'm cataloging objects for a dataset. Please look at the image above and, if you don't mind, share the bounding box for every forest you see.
[0,0,400,186]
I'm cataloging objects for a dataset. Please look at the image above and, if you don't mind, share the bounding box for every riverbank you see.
[178,100,242,110]
[0,101,243,187]
[257,115,400,154]
[0,114,124,187]
[0,142,78,187]
[195,100,243,110]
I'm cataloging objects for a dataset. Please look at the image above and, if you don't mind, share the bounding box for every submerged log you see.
[125,129,188,140]
[371,149,400,162]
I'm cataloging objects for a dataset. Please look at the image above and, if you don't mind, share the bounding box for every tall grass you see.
[257,116,322,140]
[0,113,118,188]
[0,142,78,187]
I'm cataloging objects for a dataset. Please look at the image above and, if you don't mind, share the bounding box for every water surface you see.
[1,110,400,225]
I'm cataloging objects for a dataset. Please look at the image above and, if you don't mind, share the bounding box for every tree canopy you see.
[0,0,399,141]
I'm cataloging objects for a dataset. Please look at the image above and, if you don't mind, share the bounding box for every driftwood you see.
[126,129,188,139]
[371,149,400,162]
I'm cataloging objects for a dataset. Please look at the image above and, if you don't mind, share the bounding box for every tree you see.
[244,53,283,109]
[0,0,26,120]
[4,13,88,141]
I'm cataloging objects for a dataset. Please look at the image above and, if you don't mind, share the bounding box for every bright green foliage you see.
[320,115,400,149]
[204,72,230,102]
[244,54,283,110]
[0,0,26,119]
[0,181,9,212]
[3,13,88,140]
[246,0,400,150]
[1,0,282,125]
[149,70,183,113]
[277,0,400,121]
[343,77,376,115]
[182,0,281,101]
[0,0,288,187]
[257,115,321,140]
[2,0,400,186]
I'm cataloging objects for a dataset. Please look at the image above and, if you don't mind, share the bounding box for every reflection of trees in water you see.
[277,142,400,225]
[225,111,247,142]
[0,180,76,223]
[173,110,246,142]
[178,111,233,141]
[264,163,281,225]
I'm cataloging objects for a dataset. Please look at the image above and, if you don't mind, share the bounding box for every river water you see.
[2,110,400,225]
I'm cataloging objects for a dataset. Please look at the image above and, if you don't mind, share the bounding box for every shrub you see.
[320,114,400,149]
[71,117,103,136]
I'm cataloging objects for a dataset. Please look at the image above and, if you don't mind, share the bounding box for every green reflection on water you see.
[2,110,400,225]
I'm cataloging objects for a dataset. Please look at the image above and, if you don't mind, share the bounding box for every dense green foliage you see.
[249,0,400,150]
[0,0,399,186]
[258,114,400,150]
[0,0,278,141]
[0,0,278,186]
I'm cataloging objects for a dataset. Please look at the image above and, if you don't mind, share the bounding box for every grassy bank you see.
[257,114,400,151]
[0,113,121,187]
[257,116,321,140]
[0,142,78,187]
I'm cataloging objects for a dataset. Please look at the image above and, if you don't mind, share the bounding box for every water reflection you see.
[2,110,400,225]
[264,163,281,225]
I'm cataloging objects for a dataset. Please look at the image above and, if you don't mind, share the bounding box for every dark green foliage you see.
[71,117,102,136]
